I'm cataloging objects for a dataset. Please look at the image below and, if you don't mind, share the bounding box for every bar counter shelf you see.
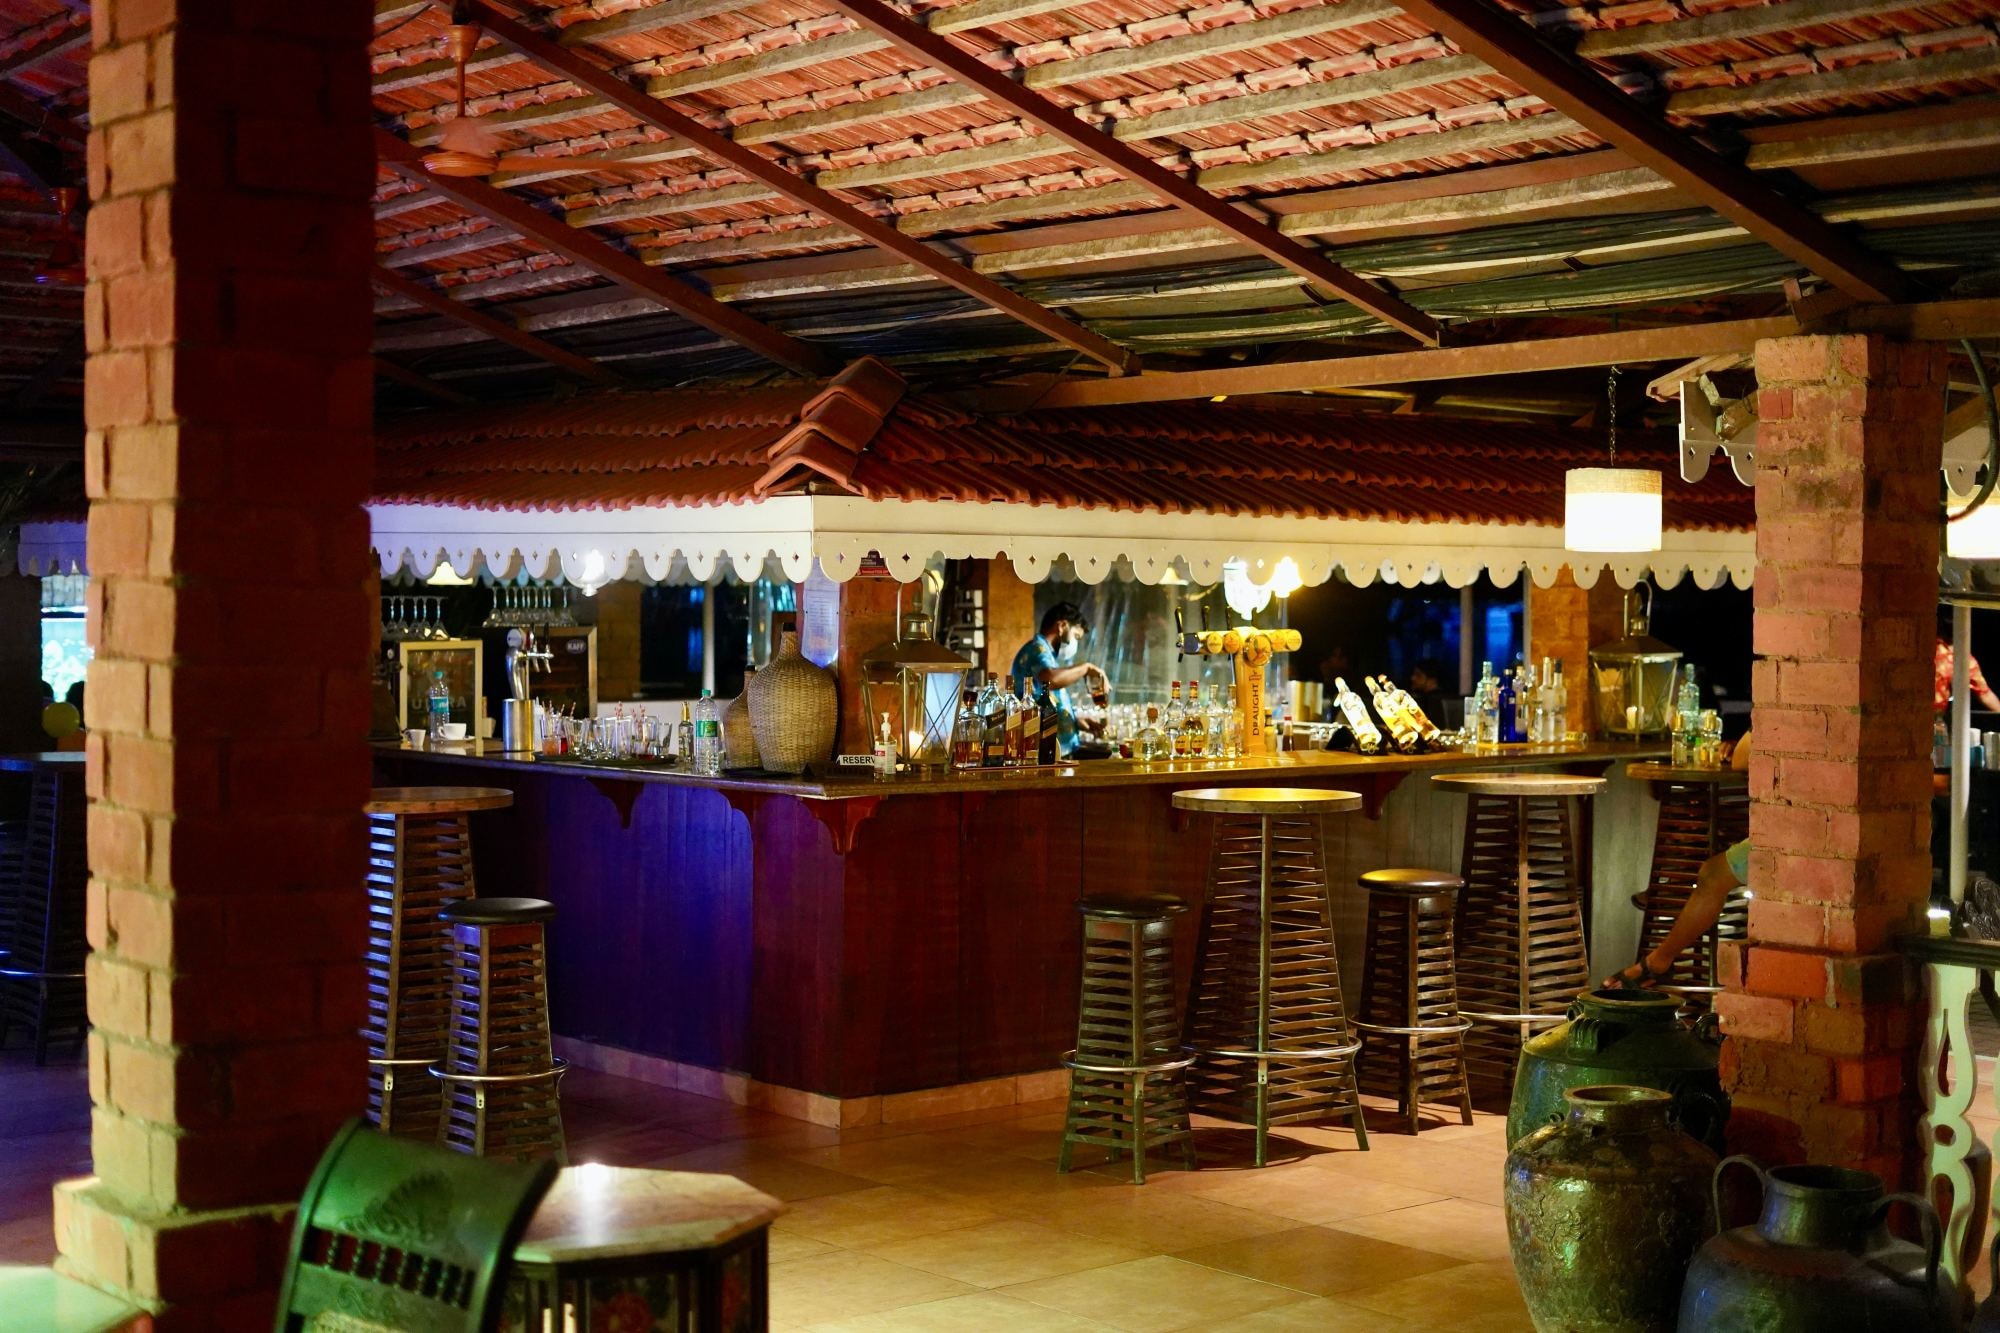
[373,737,1666,1123]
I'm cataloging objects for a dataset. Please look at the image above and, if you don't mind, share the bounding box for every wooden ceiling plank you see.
[1396,0,1914,304]
[825,0,1441,345]
[371,266,630,386]
[374,354,478,405]
[379,224,523,268]
[1575,0,1932,58]
[0,23,88,83]
[557,0,751,47]
[470,1,1140,374]
[1022,0,1399,90]
[375,126,834,375]
[646,29,889,100]
[1114,52,1489,143]
[1668,46,2000,119]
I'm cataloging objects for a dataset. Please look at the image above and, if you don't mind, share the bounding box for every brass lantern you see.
[1588,584,1683,738]
[862,611,969,770]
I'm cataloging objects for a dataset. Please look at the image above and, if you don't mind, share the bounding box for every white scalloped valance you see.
[370,497,1756,591]
[15,521,86,576]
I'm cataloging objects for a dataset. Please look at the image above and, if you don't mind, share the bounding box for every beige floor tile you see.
[1174,1225,1467,1298]
[775,1184,1002,1249]
[767,1252,977,1327]
[1005,1186,1296,1252]
[803,1290,1122,1331]
[769,1231,841,1266]
[1201,1297,1424,1331]
[788,1131,989,1184]
[1001,1255,1312,1333]
[1326,1198,1513,1262]
[1338,1258,1535,1330]
[1181,1168,1447,1225]
[1308,1142,1507,1205]
[864,1218,1149,1288]
[649,1142,877,1203]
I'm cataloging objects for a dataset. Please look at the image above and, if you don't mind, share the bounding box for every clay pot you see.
[1505,1085,1717,1332]
[1509,988,1727,1150]
[723,670,759,770]
[1678,1159,1951,1332]
[1973,1234,2000,1332]
[745,632,835,774]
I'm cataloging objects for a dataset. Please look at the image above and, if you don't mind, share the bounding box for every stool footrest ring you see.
[0,967,84,981]
[368,1055,440,1069]
[1200,1040,1361,1062]
[1353,1018,1475,1038]
[427,1057,569,1086]
[1062,1049,1198,1078]
[1460,1009,1567,1027]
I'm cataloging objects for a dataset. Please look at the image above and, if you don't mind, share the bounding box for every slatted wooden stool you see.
[364,786,515,1140]
[1175,786,1369,1166]
[1058,893,1196,1184]
[1626,763,1750,1001]
[1431,772,1604,1097]
[1354,868,1474,1135]
[0,753,87,1064]
[434,896,568,1161]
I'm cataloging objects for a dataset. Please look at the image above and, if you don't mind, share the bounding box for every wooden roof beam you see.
[374,355,477,405]
[823,0,1441,346]
[374,127,834,376]
[1394,0,1913,305]
[1575,0,1931,58]
[372,265,629,386]
[465,2,1140,376]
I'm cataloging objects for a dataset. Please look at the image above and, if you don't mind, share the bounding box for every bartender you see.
[1011,601,1105,758]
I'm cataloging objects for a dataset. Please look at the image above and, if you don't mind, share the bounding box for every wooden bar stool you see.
[1058,893,1196,1184]
[1354,868,1474,1135]
[1430,772,1603,1097]
[0,754,87,1064]
[364,786,514,1140]
[434,896,568,1161]
[1626,763,1750,1001]
[1175,786,1369,1166]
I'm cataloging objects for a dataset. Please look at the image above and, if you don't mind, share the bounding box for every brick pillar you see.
[1717,334,1943,1184]
[1526,569,1591,736]
[55,2,375,1325]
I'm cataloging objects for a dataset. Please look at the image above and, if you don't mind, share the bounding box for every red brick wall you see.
[1526,568,1590,736]
[57,2,376,1324]
[1717,334,1944,1183]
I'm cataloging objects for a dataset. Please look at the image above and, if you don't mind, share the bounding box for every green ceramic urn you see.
[1507,988,1727,1150]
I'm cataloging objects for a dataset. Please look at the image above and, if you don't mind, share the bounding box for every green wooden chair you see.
[274,1118,557,1333]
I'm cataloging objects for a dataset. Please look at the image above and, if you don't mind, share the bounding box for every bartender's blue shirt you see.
[1011,635,1078,756]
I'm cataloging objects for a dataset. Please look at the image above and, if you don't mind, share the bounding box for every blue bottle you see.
[1497,667,1520,743]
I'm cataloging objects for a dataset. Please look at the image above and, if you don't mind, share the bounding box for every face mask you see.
[1057,634,1079,665]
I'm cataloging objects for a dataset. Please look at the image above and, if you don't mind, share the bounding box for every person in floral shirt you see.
[1935,635,2000,713]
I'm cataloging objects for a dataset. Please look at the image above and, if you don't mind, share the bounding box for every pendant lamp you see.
[1947,489,2000,560]
[1565,365,1662,554]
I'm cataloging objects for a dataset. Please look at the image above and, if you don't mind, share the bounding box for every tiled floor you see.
[0,1046,1528,1331]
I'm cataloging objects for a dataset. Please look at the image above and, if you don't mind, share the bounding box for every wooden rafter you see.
[0,22,87,82]
[465,2,1141,375]
[1395,0,1913,305]
[819,0,1443,346]
[375,127,833,377]
[374,355,477,405]
[989,298,2000,409]
[371,265,628,386]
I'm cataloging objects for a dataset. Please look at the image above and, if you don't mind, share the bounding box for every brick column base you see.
[1717,334,1943,1183]
[55,1183,293,1328]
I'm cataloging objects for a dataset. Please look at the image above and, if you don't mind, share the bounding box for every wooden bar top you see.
[375,737,1669,803]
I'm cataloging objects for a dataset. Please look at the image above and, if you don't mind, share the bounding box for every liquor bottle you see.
[983,675,1010,767]
[1004,677,1028,766]
[1382,674,1443,747]
[951,685,982,770]
[1221,685,1244,758]
[1186,680,1209,756]
[675,701,694,763]
[1548,659,1567,742]
[1203,683,1225,757]
[1331,677,1384,754]
[694,689,723,775]
[1167,680,1188,759]
[1673,667,1701,766]
[1144,696,1168,756]
[1469,660,1497,745]
[873,712,895,779]
[427,670,450,741]
[1364,676,1423,753]
[1497,667,1520,744]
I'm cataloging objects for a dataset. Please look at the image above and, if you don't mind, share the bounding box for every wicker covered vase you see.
[723,670,760,770]
[746,633,836,774]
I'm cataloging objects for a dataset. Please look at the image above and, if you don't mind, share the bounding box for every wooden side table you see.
[507,1165,784,1333]
[363,785,514,1139]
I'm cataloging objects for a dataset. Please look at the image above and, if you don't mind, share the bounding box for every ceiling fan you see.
[423,22,512,177]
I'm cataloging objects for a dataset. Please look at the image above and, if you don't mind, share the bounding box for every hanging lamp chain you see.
[1606,364,1620,466]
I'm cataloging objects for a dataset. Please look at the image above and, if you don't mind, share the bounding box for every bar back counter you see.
[375,741,1665,1124]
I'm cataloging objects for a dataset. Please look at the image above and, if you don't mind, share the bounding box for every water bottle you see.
[693,689,723,776]
[427,670,449,741]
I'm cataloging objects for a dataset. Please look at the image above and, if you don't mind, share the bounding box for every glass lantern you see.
[862,611,970,771]
[1588,584,1683,738]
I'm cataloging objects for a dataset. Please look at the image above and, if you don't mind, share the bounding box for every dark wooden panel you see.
[958,790,1082,1084]
[748,795,848,1093]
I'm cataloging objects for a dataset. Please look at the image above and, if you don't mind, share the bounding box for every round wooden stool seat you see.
[1623,763,1748,786]
[1624,762,1749,1006]
[365,786,515,815]
[1358,868,1463,896]
[1173,786,1363,815]
[1429,772,1606,798]
[440,897,556,927]
[1079,893,1186,921]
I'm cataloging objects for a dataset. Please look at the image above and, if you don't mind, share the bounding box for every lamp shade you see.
[1947,492,2000,560]
[1564,467,1662,553]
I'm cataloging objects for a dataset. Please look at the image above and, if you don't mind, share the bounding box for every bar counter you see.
[375,738,1668,1117]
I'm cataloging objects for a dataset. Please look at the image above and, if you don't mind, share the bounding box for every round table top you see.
[1429,771,1606,798]
[1359,867,1463,894]
[364,785,515,815]
[0,751,85,772]
[513,1165,784,1267]
[1624,762,1748,785]
[1171,786,1363,816]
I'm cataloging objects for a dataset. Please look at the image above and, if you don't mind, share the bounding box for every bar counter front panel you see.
[376,743,1664,1101]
